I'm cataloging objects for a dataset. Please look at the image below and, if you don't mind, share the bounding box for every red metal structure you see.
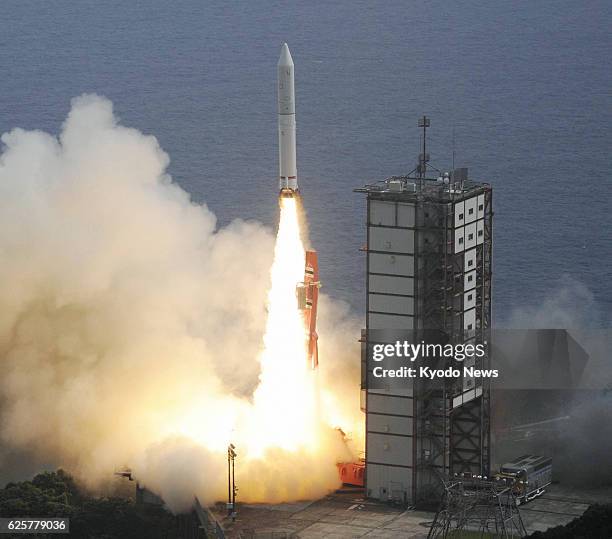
[297,250,320,369]
[297,251,364,488]
[337,461,365,487]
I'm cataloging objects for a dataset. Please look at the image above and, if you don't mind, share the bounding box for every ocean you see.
[1,0,610,322]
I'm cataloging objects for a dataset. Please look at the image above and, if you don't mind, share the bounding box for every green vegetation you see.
[0,470,191,538]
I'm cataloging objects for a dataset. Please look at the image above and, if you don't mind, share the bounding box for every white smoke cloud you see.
[504,276,605,329]
[317,294,364,452]
[0,95,362,512]
[496,278,612,487]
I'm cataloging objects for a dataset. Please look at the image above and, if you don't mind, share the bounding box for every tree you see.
[0,470,188,539]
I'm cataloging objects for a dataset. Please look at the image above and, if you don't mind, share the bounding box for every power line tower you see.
[427,475,527,538]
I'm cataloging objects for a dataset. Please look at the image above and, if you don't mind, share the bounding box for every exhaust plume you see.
[0,95,363,511]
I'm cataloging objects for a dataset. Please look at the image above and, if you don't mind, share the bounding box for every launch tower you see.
[355,117,493,507]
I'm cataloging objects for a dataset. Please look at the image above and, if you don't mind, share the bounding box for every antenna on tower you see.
[417,115,430,189]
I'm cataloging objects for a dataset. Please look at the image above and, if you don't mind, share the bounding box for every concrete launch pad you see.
[212,490,431,538]
[210,484,612,538]
[213,492,429,538]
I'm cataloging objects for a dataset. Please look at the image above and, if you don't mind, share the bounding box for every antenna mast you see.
[417,115,430,189]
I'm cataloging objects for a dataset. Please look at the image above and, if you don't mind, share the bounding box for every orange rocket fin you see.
[298,250,320,369]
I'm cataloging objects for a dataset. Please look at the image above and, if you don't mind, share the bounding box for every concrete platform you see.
[212,490,432,538]
[211,483,612,538]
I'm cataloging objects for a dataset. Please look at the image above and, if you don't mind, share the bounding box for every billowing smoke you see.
[0,95,363,511]
[504,276,606,329]
[496,278,612,486]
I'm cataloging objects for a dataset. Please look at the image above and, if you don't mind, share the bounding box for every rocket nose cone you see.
[278,43,294,67]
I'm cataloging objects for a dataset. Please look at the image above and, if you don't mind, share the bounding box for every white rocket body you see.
[278,43,298,194]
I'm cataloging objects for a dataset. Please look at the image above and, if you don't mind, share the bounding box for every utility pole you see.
[227,444,237,521]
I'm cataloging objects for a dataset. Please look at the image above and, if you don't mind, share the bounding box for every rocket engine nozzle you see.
[279,187,298,199]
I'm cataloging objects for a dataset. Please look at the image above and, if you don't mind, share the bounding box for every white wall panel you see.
[369,200,395,226]
[366,464,412,501]
[369,275,414,296]
[465,222,477,250]
[367,394,413,414]
[368,313,413,330]
[397,203,415,227]
[367,432,413,466]
[464,270,476,291]
[369,253,414,276]
[454,201,465,228]
[477,194,485,219]
[465,197,478,224]
[464,249,476,272]
[368,414,413,436]
[369,227,414,254]
[369,294,414,315]
[464,290,476,310]
[464,308,476,331]
[454,227,465,253]
[477,219,484,245]
[462,352,477,392]
[452,386,483,409]
[368,386,413,398]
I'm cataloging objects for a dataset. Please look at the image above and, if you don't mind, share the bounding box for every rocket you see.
[277,43,320,369]
[278,43,298,196]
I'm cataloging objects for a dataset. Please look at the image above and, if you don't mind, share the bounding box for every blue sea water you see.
[0,0,610,321]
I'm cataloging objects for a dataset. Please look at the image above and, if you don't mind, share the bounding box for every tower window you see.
[469,208,474,215]
[468,275,473,282]
[459,213,464,220]
[468,233,474,240]
[468,260,473,267]
[479,204,484,211]
[458,237,464,244]
[467,323,473,330]
[478,230,484,237]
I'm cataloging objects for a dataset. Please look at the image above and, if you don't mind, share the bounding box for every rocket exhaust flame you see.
[247,195,316,455]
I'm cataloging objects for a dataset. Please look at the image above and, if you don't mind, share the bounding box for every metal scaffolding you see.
[413,188,492,505]
[427,475,527,538]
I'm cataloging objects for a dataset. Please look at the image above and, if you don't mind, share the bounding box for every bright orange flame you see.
[245,196,318,456]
